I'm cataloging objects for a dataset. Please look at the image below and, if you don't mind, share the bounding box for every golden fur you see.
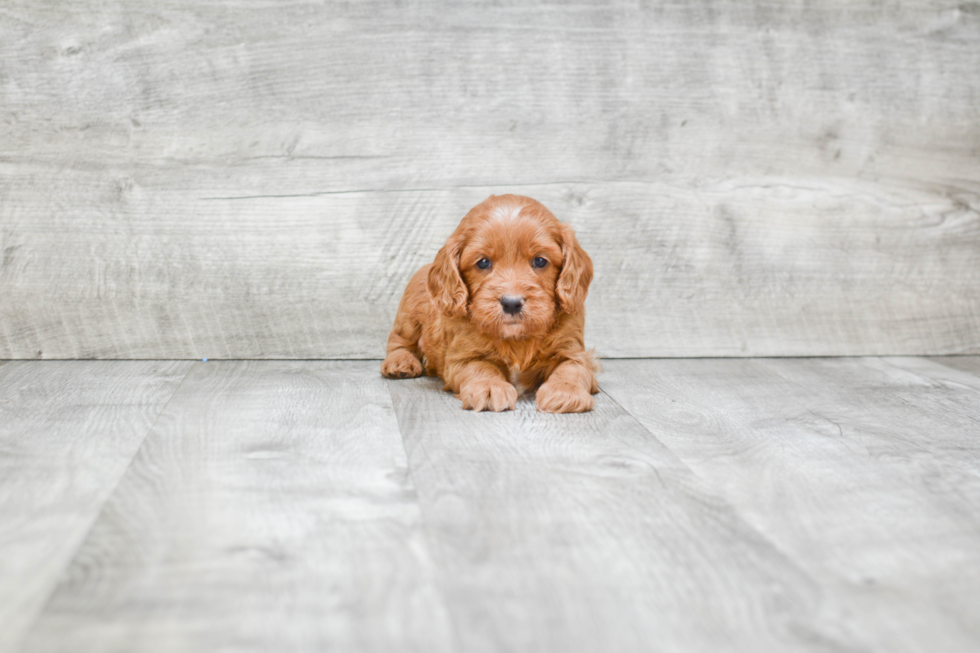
[381,194,599,412]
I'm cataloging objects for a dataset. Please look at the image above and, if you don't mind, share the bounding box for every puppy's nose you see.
[500,295,525,315]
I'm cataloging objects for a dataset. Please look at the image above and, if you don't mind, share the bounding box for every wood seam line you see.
[383,377,466,653]
[596,382,822,587]
[878,356,980,391]
[13,360,198,650]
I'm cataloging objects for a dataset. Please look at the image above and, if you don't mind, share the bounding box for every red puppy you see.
[381,194,598,412]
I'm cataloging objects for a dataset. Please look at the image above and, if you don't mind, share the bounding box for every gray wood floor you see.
[1,357,979,652]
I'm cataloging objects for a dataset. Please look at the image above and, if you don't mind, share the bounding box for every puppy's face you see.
[428,195,593,340]
[459,209,563,339]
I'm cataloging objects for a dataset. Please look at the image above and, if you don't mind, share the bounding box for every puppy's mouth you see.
[499,322,525,339]
[485,311,524,338]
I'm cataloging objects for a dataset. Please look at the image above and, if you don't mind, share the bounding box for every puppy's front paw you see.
[459,379,518,412]
[381,349,423,379]
[536,382,594,413]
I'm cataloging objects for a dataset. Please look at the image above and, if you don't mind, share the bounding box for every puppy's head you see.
[427,194,593,339]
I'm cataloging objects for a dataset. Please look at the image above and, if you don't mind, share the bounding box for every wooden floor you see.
[1,357,979,653]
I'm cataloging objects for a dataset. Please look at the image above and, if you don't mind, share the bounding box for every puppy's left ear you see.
[556,224,593,314]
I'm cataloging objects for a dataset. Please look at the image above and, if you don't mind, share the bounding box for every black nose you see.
[500,295,525,315]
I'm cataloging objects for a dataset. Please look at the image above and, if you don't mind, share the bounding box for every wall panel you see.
[1,1,978,358]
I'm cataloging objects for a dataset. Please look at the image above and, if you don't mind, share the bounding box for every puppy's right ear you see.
[427,233,468,318]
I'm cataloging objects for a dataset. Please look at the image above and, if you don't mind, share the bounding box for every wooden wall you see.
[2,1,978,359]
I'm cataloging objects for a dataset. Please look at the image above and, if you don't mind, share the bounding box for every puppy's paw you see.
[381,350,423,379]
[459,378,518,412]
[536,382,595,413]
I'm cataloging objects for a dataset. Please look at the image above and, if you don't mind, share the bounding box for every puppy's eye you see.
[476,258,492,270]
[532,256,548,269]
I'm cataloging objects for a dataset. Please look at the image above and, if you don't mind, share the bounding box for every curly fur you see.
[381,194,599,413]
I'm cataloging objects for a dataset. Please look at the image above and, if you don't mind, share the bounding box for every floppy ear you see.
[427,232,468,318]
[556,224,593,314]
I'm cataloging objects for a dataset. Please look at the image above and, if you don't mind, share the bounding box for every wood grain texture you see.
[388,377,856,653]
[600,357,980,652]
[4,358,979,651]
[1,1,979,358]
[922,355,980,378]
[19,361,454,653]
[0,360,191,653]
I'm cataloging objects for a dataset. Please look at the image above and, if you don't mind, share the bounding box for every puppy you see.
[381,194,598,413]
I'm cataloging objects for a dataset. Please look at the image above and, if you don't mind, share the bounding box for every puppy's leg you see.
[381,323,423,378]
[536,357,598,413]
[382,268,433,379]
[381,310,424,380]
[381,339,423,379]
[449,360,518,412]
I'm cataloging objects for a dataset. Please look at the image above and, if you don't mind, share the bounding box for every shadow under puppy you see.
[381,194,599,412]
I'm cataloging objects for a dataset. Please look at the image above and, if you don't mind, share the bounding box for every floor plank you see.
[19,361,454,653]
[911,355,980,381]
[6,358,978,651]
[388,377,851,653]
[0,360,191,653]
[601,357,980,653]
[782,356,980,470]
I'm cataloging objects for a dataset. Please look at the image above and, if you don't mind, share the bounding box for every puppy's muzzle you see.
[500,295,525,315]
